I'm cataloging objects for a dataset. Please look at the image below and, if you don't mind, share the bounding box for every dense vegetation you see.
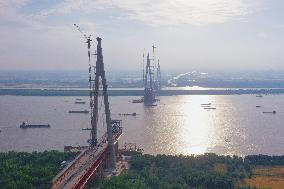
[2,152,284,189]
[97,153,254,189]
[0,151,77,189]
[245,155,284,166]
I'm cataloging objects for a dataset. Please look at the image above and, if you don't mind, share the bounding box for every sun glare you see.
[175,95,216,155]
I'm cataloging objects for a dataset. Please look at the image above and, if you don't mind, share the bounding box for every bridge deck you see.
[51,130,122,189]
[52,148,88,184]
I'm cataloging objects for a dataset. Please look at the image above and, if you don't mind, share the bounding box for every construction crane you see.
[152,45,156,82]
[156,59,161,91]
[51,34,123,189]
[74,24,92,63]
[74,24,116,168]
[74,24,98,146]
[152,45,156,63]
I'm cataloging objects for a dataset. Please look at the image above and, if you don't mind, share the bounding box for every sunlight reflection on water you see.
[0,95,283,156]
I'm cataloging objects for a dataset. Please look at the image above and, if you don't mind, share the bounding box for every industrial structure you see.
[144,52,155,105]
[156,59,162,91]
[143,45,161,105]
[90,37,117,167]
[51,26,123,189]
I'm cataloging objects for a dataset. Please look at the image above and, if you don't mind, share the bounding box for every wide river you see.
[0,95,283,156]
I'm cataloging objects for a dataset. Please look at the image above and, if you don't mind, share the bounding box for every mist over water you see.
[0,95,283,156]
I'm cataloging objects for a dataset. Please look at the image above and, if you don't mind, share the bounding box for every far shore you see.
[1,88,284,96]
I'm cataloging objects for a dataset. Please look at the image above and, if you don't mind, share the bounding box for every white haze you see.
[0,0,284,71]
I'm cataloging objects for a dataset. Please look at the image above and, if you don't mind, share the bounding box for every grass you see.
[241,166,284,189]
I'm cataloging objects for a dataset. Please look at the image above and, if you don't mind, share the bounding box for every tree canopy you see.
[0,151,77,189]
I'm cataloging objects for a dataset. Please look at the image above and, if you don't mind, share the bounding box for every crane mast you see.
[157,59,162,90]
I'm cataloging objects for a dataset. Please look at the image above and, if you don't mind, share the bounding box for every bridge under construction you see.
[51,27,123,189]
[143,45,161,105]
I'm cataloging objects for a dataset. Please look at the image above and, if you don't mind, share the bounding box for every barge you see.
[68,110,89,114]
[20,122,50,128]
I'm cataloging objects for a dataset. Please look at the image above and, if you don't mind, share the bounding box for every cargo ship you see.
[132,98,144,103]
[68,110,89,114]
[20,122,50,128]
[119,112,137,116]
[75,101,86,104]
[263,111,276,114]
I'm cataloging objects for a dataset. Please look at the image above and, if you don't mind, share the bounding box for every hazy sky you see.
[0,0,284,71]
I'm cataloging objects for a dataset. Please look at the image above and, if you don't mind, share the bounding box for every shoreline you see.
[1,88,284,96]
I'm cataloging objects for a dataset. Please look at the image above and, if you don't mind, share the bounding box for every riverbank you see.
[1,88,284,96]
[96,154,284,189]
[2,151,284,189]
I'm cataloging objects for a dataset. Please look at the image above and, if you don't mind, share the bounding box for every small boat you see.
[256,95,263,97]
[204,107,216,110]
[119,113,137,116]
[201,105,211,108]
[132,99,144,103]
[68,110,89,114]
[75,101,86,104]
[201,103,211,106]
[76,98,82,101]
[82,128,92,130]
[263,111,276,114]
[256,106,262,108]
[20,122,50,128]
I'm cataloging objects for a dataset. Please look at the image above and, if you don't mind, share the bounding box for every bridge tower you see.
[50,28,123,189]
[90,37,116,168]
[144,53,155,105]
[74,24,117,169]
[156,59,162,91]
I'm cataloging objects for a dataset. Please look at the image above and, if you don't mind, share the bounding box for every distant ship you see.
[119,112,137,116]
[263,111,276,114]
[20,122,50,128]
[201,103,211,106]
[68,110,89,114]
[75,101,86,104]
[132,98,144,103]
[204,107,216,110]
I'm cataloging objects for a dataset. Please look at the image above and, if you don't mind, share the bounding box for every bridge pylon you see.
[51,29,123,189]
[89,37,116,169]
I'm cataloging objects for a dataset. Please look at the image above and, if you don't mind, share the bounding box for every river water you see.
[0,95,283,156]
